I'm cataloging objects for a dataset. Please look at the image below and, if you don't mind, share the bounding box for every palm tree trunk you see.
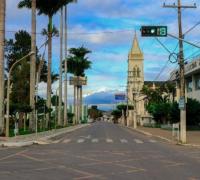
[80,85,82,123]
[0,0,5,134]
[77,86,80,124]
[63,5,68,127]
[29,0,36,131]
[58,8,63,127]
[46,16,53,129]
[73,85,76,125]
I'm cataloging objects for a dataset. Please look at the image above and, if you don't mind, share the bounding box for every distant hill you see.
[83,90,126,111]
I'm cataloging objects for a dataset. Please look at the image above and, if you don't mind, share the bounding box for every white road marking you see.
[77,139,85,143]
[80,135,91,139]
[52,140,60,144]
[106,138,113,143]
[91,139,99,143]
[120,139,128,143]
[149,139,157,143]
[134,139,144,144]
[62,139,71,144]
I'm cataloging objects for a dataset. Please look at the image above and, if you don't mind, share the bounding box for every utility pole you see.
[58,7,63,126]
[0,0,5,135]
[30,0,36,131]
[64,5,68,126]
[163,0,196,143]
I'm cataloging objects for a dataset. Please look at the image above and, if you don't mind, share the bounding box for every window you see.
[186,77,193,92]
[137,67,140,77]
[133,67,136,77]
[195,74,200,90]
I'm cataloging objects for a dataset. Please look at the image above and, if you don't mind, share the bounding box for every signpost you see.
[179,96,185,110]
[69,76,87,86]
[115,94,126,101]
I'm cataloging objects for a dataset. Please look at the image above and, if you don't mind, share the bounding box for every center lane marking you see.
[77,139,85,143]
[149,139,157,143]
[91,139,99,143]
[120,139,128,143]
[106,138,113,143]
[63,139,71,143]
[134,139,143,144]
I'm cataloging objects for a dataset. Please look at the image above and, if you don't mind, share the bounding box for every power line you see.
[3,29,134,36]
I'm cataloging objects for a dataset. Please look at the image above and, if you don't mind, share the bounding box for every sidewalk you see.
[132,126,200,147]
[0,124,90,147]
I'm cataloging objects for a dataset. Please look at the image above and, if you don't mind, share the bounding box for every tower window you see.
[137,67,141,77]
[133,67,136,77]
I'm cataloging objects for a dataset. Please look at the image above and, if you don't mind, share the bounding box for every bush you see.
[147,102,171,124]
[146,98,200,127]
[186,99,200,126]
[169,102,180,124]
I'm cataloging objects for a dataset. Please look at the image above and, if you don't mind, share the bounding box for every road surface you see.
[0,121,200,180]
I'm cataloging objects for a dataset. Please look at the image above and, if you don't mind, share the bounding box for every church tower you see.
[127,32,144,103]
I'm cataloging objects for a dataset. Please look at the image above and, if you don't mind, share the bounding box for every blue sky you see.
[6,0,200,99]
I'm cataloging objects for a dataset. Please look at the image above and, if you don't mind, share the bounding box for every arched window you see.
[137,67,140,77]
[133,67,136,77]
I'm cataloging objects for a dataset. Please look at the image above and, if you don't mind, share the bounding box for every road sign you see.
[115,94,126,101]
[179,96,185,110]
[141,26,167,37]
[69,76,87,86]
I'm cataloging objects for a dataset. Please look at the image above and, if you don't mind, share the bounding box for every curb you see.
[177,143,200,148]
[0,124,90,147]
[2,141,34,147]
[131,128,153,137]
[129,126,200,148]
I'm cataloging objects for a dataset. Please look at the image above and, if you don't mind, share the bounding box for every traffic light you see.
[141,26,167,37]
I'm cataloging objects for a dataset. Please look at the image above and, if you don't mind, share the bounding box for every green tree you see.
[5,30,57,130]
[142,82,175,124]
[111,110,121,123]
[186,99,200,126]
[18,0,74,128]
[147,102,171,124]
[88,106,102,120]
[111,104,133,124]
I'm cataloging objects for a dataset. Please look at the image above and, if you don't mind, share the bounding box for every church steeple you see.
[128,31,143,60]
[130,31,142,55]
[127,31,144,101]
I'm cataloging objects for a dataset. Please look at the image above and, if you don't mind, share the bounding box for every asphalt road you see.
[0,121,200,180]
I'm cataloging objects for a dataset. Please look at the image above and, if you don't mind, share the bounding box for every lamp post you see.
[55,77,67,128]
[6,52,35,137]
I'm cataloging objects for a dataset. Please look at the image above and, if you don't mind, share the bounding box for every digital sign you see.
[141,26,167,37]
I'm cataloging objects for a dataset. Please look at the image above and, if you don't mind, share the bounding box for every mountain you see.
[83,90,126,111]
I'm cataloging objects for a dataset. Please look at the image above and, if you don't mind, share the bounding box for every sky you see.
[5,0,200,101]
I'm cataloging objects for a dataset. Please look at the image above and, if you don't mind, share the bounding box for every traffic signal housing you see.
[141,26,167,37]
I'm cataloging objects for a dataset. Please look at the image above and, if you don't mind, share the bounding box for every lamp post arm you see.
[8,52,35,76]
[5,51,35,137]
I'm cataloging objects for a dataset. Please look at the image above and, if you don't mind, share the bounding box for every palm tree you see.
[66,46,92,124]
[63,5,68,127]
[18,0,74,128]
[58,7,63,126]
[0,0,6,134]
[29,0,36,131]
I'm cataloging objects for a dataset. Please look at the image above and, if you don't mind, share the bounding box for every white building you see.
[170,57,200,102]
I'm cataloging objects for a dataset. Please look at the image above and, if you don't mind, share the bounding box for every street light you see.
[6,51,35,137]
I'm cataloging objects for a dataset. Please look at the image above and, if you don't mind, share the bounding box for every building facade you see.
[170,57,200,102]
